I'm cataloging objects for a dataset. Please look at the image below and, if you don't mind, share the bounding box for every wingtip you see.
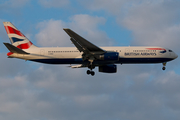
[63,28,72,34]
[3,42,9,46]
[63,28,69,30]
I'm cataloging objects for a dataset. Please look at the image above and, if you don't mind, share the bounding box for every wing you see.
[63,29,105,54]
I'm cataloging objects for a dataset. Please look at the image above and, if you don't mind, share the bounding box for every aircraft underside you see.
[30,57,173,64]
[28,57,173,76]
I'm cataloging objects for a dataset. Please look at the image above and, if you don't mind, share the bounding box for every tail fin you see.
[3,22,37,49]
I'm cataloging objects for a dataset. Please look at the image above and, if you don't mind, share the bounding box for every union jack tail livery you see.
[3,22,37,49]
[2,22,178,76]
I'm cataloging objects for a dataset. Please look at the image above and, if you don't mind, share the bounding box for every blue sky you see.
[0,0,180,120]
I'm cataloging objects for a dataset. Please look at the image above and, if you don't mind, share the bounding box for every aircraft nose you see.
[174,53,178,59]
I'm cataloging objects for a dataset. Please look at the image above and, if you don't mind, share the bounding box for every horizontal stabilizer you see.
[3,43,29,54]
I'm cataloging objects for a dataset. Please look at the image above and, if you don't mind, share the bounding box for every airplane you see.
[3,22,178,76]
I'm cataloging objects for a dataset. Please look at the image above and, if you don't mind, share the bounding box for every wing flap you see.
[70,38,84,52]
[69,64,87,68]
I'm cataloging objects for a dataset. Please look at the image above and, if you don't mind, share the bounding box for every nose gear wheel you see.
[162,62,166,70]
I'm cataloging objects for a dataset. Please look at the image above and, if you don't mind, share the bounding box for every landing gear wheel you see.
[162,62,167,71]
[91,71,95,76]
[162,67,166,70]
[87,70,91,75]
[87,70,95,76]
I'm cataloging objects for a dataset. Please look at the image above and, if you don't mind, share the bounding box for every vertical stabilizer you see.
[3,22,37,49]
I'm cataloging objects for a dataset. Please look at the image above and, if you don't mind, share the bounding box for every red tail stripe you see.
[5,26,25,37]
[17,41,32,49]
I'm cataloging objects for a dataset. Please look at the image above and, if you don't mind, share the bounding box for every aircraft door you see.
[126,48,130,52]
[40,49,45,55]
[169,50,171,56]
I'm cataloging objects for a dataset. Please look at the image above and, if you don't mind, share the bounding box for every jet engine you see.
[97,52,119,61]
[99,65,117,73]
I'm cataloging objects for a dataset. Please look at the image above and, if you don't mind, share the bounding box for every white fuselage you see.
[9,46,178,65]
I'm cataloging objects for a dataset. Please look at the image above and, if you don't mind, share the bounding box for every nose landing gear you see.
[162,67,166,70]
[162,62,166,70]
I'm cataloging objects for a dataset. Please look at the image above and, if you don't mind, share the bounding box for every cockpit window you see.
[169,50,173,52]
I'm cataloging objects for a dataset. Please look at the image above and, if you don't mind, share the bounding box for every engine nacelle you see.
[98,52,119,61]
[99,65,117,73]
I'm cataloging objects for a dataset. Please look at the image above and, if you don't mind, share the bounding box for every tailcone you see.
[7,52,13,56]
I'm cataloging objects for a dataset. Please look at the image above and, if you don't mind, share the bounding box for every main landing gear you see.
[87,65,95,76]
[86,57,95,76]
[87,70,95,76]
[162,62,166,70]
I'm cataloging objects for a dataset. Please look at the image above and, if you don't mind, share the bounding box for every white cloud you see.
[0,53,31,77]
[121,1,180,50]
[1,55,180,120]
[1,1,180,120]
[80,0,180,52]
[69,14,113,46]
[35,19,71,47]
[69,14,106,31]
[36,14,114,47]
[23,64,180,120]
